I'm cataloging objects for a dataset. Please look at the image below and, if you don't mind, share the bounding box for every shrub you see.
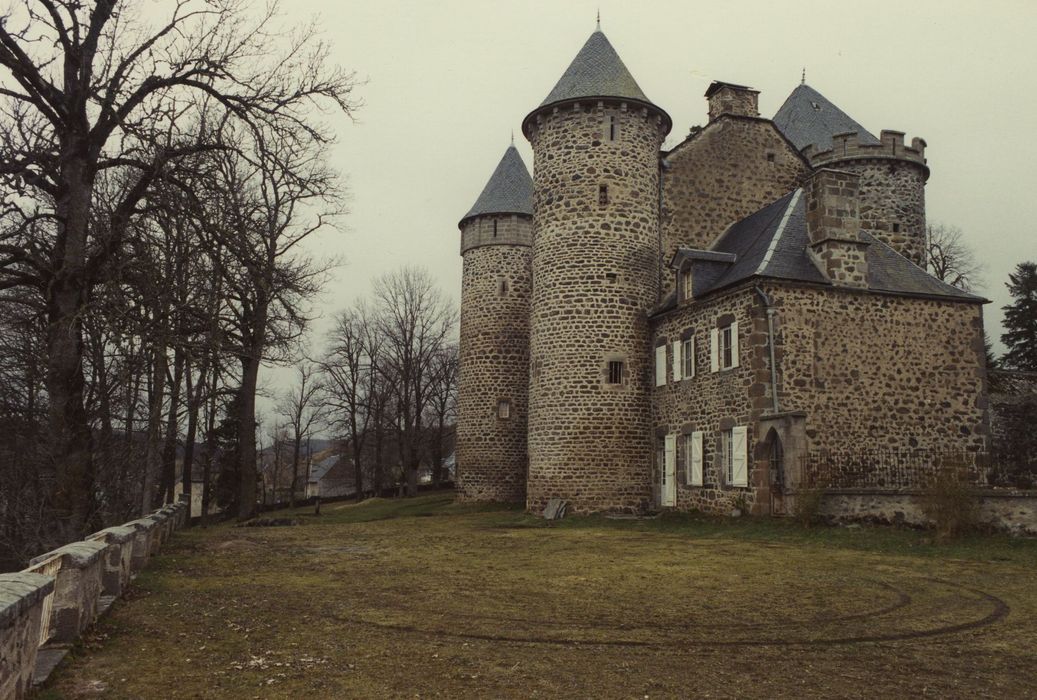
[917,466,979,541]
[792,479,828,528]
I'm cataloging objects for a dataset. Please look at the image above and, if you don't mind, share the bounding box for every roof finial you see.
[596,9,601,31]
[801,67,806,85]
[510,129,514,146]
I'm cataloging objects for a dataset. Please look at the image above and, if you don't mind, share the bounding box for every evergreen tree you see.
[1001,262,1037,371]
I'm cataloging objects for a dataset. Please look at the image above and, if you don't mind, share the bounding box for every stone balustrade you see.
[0,500,189,700]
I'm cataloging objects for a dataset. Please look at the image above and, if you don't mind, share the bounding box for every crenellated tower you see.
[521,28,672,514]
[775,83,929,267]
[456,145,534,503]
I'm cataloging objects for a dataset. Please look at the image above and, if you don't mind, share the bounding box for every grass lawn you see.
[40,492,1037,699]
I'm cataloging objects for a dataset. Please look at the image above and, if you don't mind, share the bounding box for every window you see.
[654,344,666,387]
[721,429,733,483]
[655,437,666,483]
[710,322,739,372]
[680,268,692,300]
[492,220,498,237]
[607,360,625,385]
[892,222,901,233]
[722,426,748,487]
[599,184,609,206]
[608,115,618,141]
[498,278,509,296]
[766,152,776,163]
[685,431,703,486]
[497,399,511,419]
[682,337,695,378]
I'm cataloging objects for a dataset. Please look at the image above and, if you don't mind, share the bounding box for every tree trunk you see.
[290,430,301,509]
[201,364,219,527]
[182,356,205,525]
[141,344,168,515]
[160,346,185,503]
[45,149,96,539]
[237,354,262,519]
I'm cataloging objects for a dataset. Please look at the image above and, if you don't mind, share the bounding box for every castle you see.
[455,26,989,516]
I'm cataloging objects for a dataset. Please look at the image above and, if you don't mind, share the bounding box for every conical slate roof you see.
[459,145,533,226]
[539,30,651,107]
[773,83,880,152]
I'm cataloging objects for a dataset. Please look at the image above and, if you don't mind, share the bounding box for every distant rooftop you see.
[773,83,879,152]
[459,145,533,226]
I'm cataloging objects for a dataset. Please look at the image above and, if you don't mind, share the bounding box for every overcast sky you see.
[258,0,1036,407]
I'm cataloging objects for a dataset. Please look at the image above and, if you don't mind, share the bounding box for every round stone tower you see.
[456,145,533,503]
[521,28,672,514]
[803,130,929,267]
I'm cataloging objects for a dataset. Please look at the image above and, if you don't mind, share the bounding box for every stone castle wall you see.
[661,115,807,293]
[768,284,988,452]
[651,284,767,514]
[456,217,532,503]
[525,101,667,514]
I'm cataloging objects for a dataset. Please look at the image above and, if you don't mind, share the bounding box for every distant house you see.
[306,453,355,499]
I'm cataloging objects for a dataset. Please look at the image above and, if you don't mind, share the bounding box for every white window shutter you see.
[730,321,740,368]
[710,328,719,373]
[732,425,748,487]
[672,340,682,381]
[690,431,703,486]
[655,345,666,387]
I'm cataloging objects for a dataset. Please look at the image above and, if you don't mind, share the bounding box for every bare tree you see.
[321,304,379,501]
[0,0,359,537]
[372,267,457,496]
[207,126,342,519]
[425,343,458,487]
[926,223,984,292]
[277,361,324,508]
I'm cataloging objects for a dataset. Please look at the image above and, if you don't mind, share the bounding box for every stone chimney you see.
[705,81,760,122]
[805,169,870,289]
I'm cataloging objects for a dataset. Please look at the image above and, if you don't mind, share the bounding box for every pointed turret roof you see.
[459,145,533,227]
[523,29,670,136]
[773,83,880,152]
[539,30,650,107]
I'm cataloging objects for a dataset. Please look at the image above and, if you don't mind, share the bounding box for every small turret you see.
[456,145,533,504]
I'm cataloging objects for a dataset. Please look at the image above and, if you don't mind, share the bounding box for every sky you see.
[257,0,1036,405]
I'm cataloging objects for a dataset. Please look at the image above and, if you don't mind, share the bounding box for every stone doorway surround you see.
[756,411,808,515]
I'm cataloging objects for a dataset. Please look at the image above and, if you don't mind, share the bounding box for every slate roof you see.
[460,145,533,224]
[773,83,880,152]
[539,30,652,108]
[653,188,983,315]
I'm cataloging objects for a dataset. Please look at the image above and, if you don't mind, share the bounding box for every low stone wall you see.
[816,489,1037,535]
[0,500,188,699]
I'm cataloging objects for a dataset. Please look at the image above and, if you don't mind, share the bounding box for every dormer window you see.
[680,268,693,300]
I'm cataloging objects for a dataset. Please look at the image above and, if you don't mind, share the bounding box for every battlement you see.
[803,130,927,171]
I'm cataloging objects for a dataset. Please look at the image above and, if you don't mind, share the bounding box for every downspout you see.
[754,286,780,414]
[657,157,671,303]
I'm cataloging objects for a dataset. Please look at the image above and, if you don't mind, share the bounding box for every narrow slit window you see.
[493,220,498,237]
[497,399,511,419]
[607,360,624,385]
[599,184,609,206]
[609,115,617,141]
[499,278,509,296]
